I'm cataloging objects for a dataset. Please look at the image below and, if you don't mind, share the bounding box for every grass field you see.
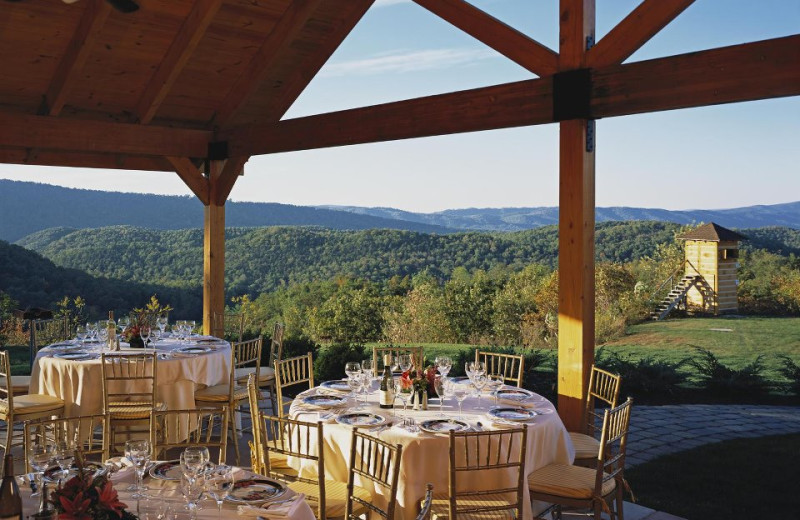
[626,433,800,519]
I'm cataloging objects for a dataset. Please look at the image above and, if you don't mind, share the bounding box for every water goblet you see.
[394,378,410,417]
[140,324,151,347]
[359,372,372,405]
[451,381,469,420]
[54,441,75,485]
[435,355,452,379]
[96,323,109,349]
[397,354,412,374]
[433,376,448,417]
[180,472,205,520]
[347,377,362,408]
[85,321,97,342]
[472,373,488,410]
[74,325,87,346]
[205,465,233,520]
[125,439,151,498]
[157,315,168,336]
[117,316,130,334]
[28,442,54,497]
[361,359,374,380]
[487,374,504,406]
[188,320,196,337]
[344,361,361,380]
[180,446,210,478]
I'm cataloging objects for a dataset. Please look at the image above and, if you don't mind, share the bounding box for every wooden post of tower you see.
[557,0,596,432]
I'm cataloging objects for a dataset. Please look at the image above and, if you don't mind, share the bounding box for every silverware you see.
[474,422,484,431]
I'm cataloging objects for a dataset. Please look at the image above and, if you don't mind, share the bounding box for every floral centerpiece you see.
[122,296,172,347]
[51,453,137,520]
[399,364,437,407]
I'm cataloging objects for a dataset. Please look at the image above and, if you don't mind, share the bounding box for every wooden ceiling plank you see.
[168,156,210,205]
[211,156,249,205]
[412,0,558,76]
[266,0,376,122]
[587,0,695,68]
[592,35,800,117]
[0,147,173,172]
[214,0,327,128]
[224,78,553,156]
[0,113,211,157]
[135,0,224,124]
[45,0,113,116]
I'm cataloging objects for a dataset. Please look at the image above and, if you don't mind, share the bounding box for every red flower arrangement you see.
[400,365,437,395]
[51,453,136,520]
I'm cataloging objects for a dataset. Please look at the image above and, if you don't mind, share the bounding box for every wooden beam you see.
[210,156,248,206]
[224,78,553,156]
[412,0,558,77]
[592,35,800,117]
[557,0,595,433]
[0,113,212,157]
[0,147,173,172]
[203,189,225,337]
[135,0,223,124]
[214,0,326,127]
[168,156,209,205]
[45,0,112,116]
[587,0,694,67]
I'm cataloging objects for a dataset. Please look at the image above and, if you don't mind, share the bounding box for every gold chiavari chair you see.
[246,375,297,477]
[344,429,404,520]
[255,322,285,414]
[373,345,424,373]
[150,407,228,464]
[194,339,259,466]
[417,483,434,520]
[23,414,110,472]
[13,317,72,395]
[212,312,245,343]
[274,353,314,418]
[100,352,164,454]
[476,350,525,388]
[429,427,528,519]
[570,365,622,466]
[0,350,64,472]
[528,398,633,520]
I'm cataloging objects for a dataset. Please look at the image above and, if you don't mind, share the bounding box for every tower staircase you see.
[650,274,701,320]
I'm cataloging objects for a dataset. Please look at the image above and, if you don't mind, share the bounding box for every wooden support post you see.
[203,160,226,337]
[557,0,596,433]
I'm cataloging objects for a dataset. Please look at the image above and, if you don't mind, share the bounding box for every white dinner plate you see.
[418,419,470,433]
[487,407,538,422]
[335,412,386,427]
[301,394,347,408]
[319,380,351,393]
[175,346,211,354]
[53,351,96,361]
[225,478,287,504]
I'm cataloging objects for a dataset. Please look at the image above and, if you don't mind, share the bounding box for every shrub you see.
[313,343,368,384]
[777,356,800,397]
[688,346,772,401]
[595,348,691,402]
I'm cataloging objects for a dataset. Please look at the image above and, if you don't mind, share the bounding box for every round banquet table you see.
[289,380,575,520]
[30,336,232,419]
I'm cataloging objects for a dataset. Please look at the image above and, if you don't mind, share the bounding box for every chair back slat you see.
[24,414,110,471]
[476,350,525,388]
[150,407,228,464]
[275,353,314,417]
[212,312,245,343]
[584,365,621,436]
[0,351,12,407]
[595,397,634,496]
[416,483,434,520]
[373,346,424,373]
[345,429,402,520]
[101,352,158,406]
[270,322,285,366]
[246,374,265,474]
[233,337,262,372]
[31,316,71,351]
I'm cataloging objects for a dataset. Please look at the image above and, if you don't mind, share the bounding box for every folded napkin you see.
[237,494,306,518]
[496,397,538,408]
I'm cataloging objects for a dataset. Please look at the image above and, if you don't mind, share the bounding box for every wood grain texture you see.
[135,0,223,124]
[412,0,558,76]
[225,78,553,156]
[211,156,248,206]
[45,0,112,116]
[203,191,225,337]
[587,0,695,67]
[168,156,209,205]
[0,147,172,172]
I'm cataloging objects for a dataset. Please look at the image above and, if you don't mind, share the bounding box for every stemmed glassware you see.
[180,446,210,477]
[125,439,151,499]
[28,442,54,497]
[140,324,151,348]
[180,472,205,520]
[450,380,469,420]
[472,373,488,410]
[96,322,109,351]
[344,361,361,381]
[204,465,233,520]
[156,315,168,338]
[54,441,75,485]
[487,374,504,406]
[359,372,372,405]
[74,325,87,347]
[86,322,98,342]
[397,354,412,374]
[435,355,452,380]
[433,376,448,417]
[187,320,196,337]
[361,359,374,380]
[117,316,130,335]
[393,378,410,417]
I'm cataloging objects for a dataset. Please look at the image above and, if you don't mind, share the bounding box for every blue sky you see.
[2,0,798,212]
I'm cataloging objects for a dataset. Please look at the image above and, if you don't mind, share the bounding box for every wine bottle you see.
[0,454,23,520]
[107,311,117,351]
[379,355,394,409]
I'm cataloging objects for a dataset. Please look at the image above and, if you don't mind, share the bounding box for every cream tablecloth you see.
[30,337,232,418]
[289,382,575,520]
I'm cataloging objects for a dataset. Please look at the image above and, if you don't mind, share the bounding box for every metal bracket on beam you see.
[586,119,595,153]
[207,141,229,160]
[552,68,592,122]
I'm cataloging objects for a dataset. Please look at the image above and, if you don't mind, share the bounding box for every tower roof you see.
[678,222,747,242]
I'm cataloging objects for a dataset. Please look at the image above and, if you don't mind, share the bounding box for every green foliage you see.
[688,346,772,401]
[595,348,691,401]
[777,356,800,397]
[313,343,368,384]
[307,281,384,344]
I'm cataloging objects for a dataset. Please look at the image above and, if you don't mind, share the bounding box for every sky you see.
[1,0,798,213]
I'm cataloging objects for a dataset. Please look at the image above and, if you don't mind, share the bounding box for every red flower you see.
[60,474,88,498]
[400,371,413,390]
[97,481,128,517]
[58,491,92,520]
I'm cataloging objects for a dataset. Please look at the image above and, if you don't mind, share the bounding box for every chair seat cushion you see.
[429,492,518,519]
[194,384,248,402]
[287,479,371,518]
[528,463,616,500]
[7,375,31,395]
[235,366,275,384]
[1,393,64,415]
[569,431,601,460]
[108,401,166,419]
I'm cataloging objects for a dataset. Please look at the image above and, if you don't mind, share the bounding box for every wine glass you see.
[54,441,75,485]
[28,442,54,497]
[96,322,109,350]
[487,374,504,406]
[359,371,372,405]
[180,472,205,520]
[180,446,210,478]
[361,359,374,380]
[125,439,151,498]
[433,376,448,417]
[86,321,97,342]
[393,378,410,417]
[435,355,452,380]
[344,361,361,380]
[117,316,130,334]
[450,380,469,420]
[205,465,233,520]
[140,324,151,348]
[74,325,87,347]
[347,377,362,408]
[397,354,412,374]
[187,320,196,337]
[473,373,488,410]
[156,315,168,337]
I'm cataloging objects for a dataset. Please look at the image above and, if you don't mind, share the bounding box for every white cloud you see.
[320,47,498,77]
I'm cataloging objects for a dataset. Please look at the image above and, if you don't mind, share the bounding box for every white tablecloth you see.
[289,382,575,520]
[30,337,232,417]
[19,464,316,520]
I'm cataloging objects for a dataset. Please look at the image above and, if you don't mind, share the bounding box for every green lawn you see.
[0,345,31,375]
[626,433,800,519]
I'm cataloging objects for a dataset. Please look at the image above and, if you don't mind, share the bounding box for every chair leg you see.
[615,484,625,520]
[229,408,241,466]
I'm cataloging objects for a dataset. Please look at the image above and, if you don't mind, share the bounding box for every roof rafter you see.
[168,156,210,205]
[135,0,224,124]
[0,146,172,172]
[587,0,695,67]
[213,0,327,128]
[210,156,249,206]
[44,0,112,116]
[412,0,558,77]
